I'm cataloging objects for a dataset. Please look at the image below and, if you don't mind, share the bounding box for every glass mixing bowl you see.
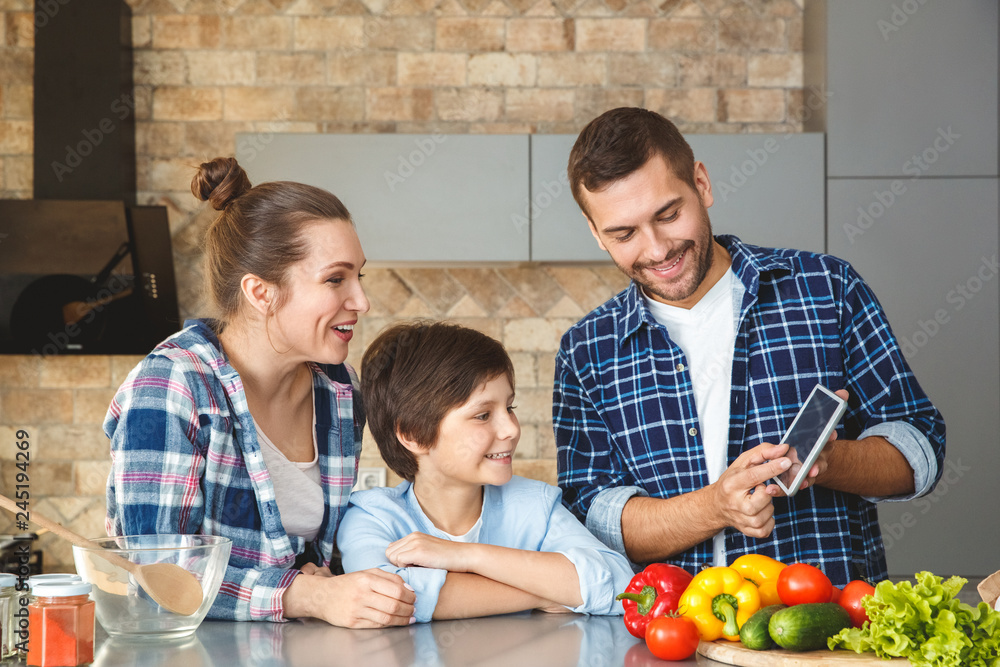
[72,534,231,640]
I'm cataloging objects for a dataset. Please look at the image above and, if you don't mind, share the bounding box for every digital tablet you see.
[772,384,848,497]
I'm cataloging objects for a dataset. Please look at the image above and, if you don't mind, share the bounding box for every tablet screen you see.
[776,388,844,490]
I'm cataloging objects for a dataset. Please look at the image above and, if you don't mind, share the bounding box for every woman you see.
[104,157,415,627]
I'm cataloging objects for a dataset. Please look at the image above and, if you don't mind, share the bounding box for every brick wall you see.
[0,0,805,570]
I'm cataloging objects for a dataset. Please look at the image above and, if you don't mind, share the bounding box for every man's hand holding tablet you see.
[767,385,849,497]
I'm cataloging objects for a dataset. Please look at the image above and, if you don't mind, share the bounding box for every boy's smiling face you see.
[414,374,519,490]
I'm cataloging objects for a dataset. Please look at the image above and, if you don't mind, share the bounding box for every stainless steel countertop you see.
[95,613,688,667]
[6,612,718,667]
[6,577,988,666]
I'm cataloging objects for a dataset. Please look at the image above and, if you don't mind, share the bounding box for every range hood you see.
[0,0,179,355]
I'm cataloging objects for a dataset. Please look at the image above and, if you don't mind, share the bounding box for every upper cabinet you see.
[238,134,530,263]
[531,134,826,261]
[823,0,998,178]
[238,132,825,263]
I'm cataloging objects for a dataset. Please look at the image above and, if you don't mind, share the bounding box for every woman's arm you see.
[283,568,415,628]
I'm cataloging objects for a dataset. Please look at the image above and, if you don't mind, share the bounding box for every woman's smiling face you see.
[268,219,369,364]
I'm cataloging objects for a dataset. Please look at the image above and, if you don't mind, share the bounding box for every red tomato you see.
[777,563,833,606]
[644,615,700,661]
[829,585,842,603]
[838,580,876,627]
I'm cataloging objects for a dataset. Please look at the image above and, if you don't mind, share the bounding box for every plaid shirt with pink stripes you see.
[104,319,361,621]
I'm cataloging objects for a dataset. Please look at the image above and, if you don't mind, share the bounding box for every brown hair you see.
[191,156,354,322]
[361,321,515,482]
[568,107,696,217]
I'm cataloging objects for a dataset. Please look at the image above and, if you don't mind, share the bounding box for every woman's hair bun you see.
[192,157,253,211]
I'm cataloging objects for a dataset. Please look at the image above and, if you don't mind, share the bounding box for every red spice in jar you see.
[26,582,94,667]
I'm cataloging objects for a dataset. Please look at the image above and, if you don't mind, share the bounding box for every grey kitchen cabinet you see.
[236,133,530,263]
[828,178,1000,576]
[239,132,825,263]
[823,0,998,178]
[530,134,826,261]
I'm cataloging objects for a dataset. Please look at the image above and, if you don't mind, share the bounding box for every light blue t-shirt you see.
[338,475,635,622]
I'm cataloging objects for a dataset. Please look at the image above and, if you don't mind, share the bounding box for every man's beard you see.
[620,208,715,304]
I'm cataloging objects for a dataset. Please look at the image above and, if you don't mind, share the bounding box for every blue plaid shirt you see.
[105,319,362,621]
[553,236,945,585]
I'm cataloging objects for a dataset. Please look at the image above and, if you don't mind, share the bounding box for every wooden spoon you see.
[0,495,204,616]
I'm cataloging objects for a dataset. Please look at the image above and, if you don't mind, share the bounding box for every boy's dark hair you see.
[361,320,515,482]
[568,107,696,217]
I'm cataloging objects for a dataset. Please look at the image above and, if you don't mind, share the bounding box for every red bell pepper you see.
[615,563,693,639]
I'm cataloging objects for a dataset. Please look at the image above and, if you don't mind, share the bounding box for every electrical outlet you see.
[354,467,387,491]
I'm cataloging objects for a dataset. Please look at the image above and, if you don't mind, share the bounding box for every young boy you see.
[338,321,634,623]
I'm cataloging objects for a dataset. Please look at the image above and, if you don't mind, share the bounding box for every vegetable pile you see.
[828,571,1000,667]
[616,557,1000,664]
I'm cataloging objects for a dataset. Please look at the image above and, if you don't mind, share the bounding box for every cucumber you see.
[739,604,787,650]
[768,602,851,651]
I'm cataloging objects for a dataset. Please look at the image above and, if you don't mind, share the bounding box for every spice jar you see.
[0,573,17,659]
[26,581,94,667]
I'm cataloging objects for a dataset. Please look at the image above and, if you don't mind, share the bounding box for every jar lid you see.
[0,573,16,587]
[28,574,82,588]
[29,581,92,597]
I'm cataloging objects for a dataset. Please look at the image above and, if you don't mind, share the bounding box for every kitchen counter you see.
[5,577,988,666]
[5,612,712,667]
[100,612,665,667]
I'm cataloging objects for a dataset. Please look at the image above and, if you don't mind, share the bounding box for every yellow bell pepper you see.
[677,566,760,641]
[730,554,787,607]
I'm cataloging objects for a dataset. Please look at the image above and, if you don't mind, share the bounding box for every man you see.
[552,107,945,585]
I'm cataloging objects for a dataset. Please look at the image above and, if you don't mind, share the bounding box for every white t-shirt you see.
[254,387,324,542]
[642,268,737,567]
[442,514,484,543]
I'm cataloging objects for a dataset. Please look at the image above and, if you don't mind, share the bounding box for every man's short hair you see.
[361,320,515,482]
[568,107,696,217]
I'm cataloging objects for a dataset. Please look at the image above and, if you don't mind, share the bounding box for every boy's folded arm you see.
[384,532,584,609]
[343,523,560,620]
[461,544,584,609]
[431,572,552,620]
